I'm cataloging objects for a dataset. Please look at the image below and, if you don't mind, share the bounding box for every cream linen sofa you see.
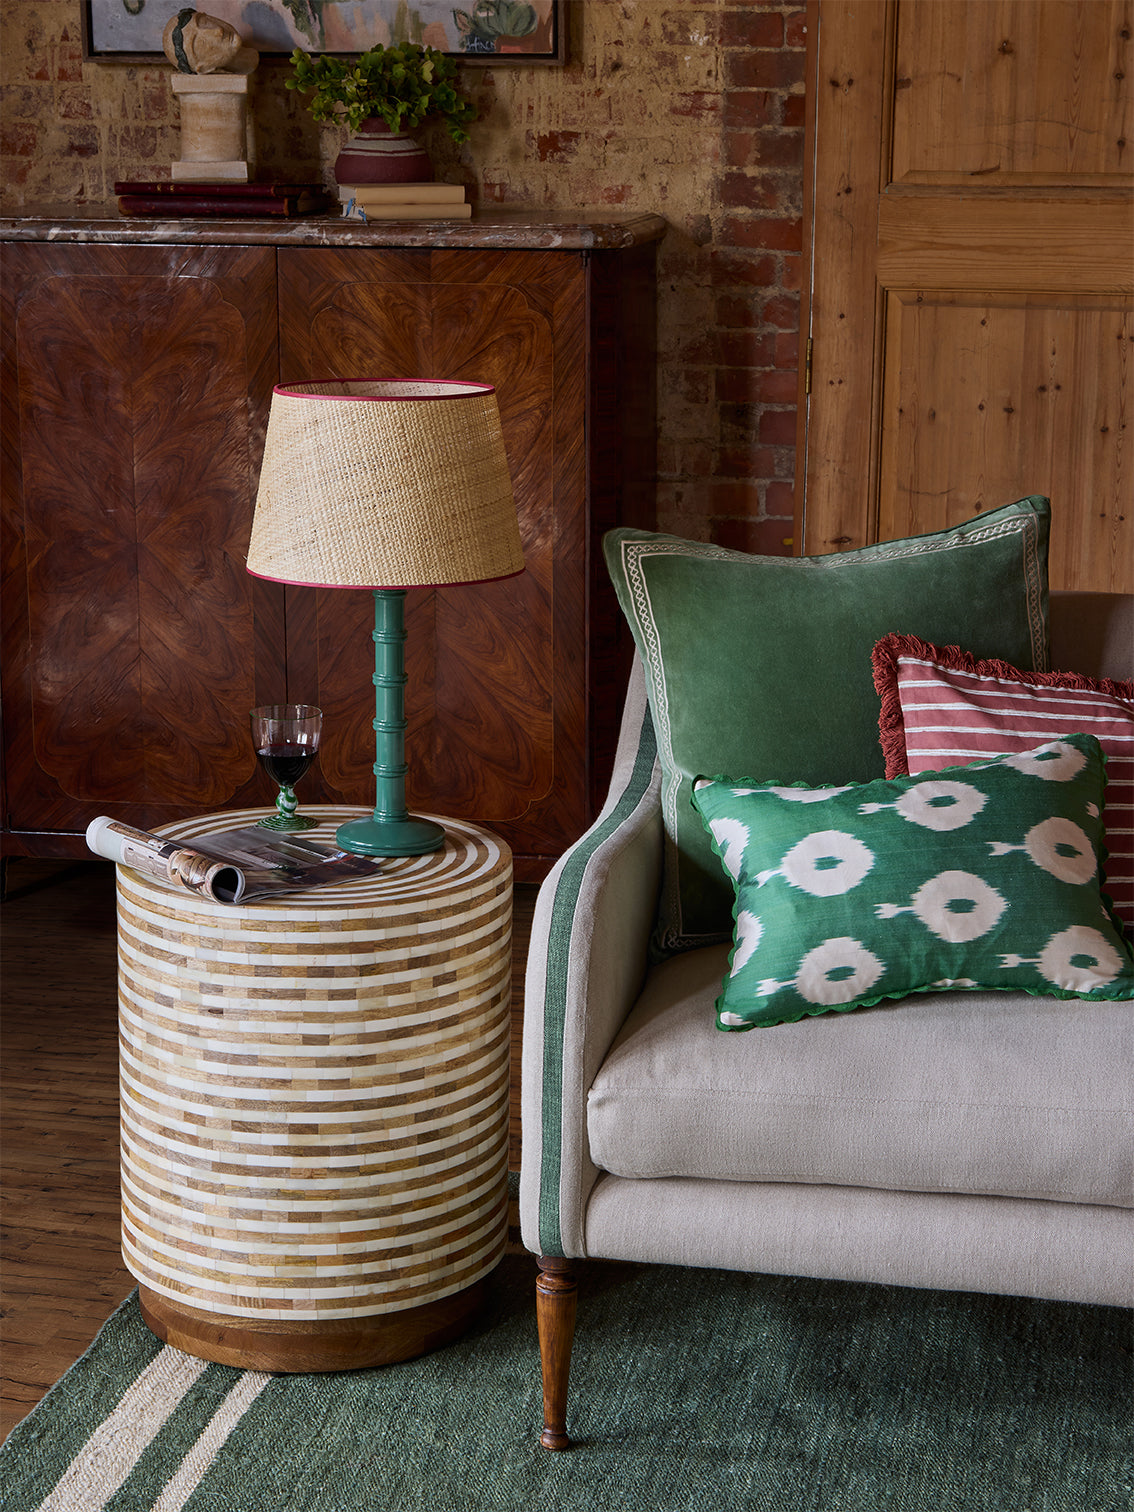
[519,587,1133,1450]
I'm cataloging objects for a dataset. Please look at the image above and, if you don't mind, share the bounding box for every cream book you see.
[341,200,473,220]
[337,182,467,204]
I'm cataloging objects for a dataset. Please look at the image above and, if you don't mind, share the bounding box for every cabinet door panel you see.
[277,247,582,865]
[1,244,284,843]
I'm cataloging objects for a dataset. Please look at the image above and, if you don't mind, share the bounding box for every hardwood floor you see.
[0,857,537,1441]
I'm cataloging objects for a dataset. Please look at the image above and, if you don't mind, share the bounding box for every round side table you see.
[115,807,512,1373]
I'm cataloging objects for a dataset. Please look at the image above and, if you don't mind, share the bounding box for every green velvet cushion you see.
[605,498,1050,954]
[692,734,1134,1029]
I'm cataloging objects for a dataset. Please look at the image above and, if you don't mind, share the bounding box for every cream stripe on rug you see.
[150,1370,272,1512]
[34,1347,207,1512]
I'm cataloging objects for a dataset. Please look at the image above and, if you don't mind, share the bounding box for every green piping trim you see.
[537,700,659,1256]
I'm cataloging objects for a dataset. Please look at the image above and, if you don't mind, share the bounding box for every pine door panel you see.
[800,0,1134,592]
[891,0,1131,184]
[878,291,1131,590]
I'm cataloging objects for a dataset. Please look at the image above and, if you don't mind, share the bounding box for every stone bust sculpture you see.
[162,9,258,74]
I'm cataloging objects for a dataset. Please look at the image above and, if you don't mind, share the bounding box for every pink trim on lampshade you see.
[272,379,497,402]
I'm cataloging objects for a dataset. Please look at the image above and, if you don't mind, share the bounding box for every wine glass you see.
[250,704,323,831]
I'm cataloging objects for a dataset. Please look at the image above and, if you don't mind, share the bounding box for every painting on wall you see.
[82,0,565,64]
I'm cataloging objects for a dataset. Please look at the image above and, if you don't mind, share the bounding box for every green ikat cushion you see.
[691,733,1134,1030]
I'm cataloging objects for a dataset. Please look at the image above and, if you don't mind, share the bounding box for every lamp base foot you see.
[336,814,446,857]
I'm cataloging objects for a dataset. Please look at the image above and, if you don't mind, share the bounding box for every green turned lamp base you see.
[336,814,446,857]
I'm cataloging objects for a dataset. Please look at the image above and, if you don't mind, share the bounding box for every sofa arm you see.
[520,656,663,1259]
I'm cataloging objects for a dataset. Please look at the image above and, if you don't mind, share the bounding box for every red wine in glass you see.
[250,704,322,831]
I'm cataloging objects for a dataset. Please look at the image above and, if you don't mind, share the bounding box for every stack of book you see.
[115,182,334,218]
[337,182,472,220]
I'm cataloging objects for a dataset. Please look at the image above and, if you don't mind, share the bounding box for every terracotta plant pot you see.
[333,118,433,185]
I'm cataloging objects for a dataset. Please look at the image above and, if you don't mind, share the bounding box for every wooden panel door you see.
[276,246,589,877]
[799,0,1133,591]
[0,243,284,851]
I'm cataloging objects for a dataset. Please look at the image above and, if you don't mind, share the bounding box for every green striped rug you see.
[3,1253,1130,1512]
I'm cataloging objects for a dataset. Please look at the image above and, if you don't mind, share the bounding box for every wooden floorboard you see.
[0,856,537,1442]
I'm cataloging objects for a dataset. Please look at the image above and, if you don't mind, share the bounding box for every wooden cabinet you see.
[1,214,660,879]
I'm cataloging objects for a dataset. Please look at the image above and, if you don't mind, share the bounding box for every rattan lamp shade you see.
[247,380,523,588]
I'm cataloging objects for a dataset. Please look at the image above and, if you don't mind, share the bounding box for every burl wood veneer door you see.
[276,246,580,876]
[0,243,283,848]
[800,0,1133,591]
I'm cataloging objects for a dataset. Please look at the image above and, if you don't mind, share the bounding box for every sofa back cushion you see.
[605,497,1050,954]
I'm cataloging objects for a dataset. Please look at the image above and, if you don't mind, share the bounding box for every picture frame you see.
[82,0,566,66]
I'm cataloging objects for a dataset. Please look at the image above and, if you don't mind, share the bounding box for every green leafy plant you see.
[286,42,478,141]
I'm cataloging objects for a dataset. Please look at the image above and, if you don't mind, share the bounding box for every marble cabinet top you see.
[0,205,667,251]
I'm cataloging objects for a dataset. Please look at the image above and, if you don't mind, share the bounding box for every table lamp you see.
[246,379,524,857]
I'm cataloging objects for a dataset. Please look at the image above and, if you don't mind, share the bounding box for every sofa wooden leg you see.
[536,1255,577,1450]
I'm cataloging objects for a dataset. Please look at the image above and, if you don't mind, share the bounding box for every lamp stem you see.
[371,587,409,825]
[335,589,445,857]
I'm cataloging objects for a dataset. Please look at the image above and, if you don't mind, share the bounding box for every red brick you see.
[786,10,809,49]
[775,331,801,368]
[749,128,805,169]
[722,92,776,131]
[716,328,773,366]
[661,12,721,47]
[710,248,782,287]
[533,130,581,162]
[765,480,798,517]
[720,171,781,211]
[762,293,800,329]
[720,11,784,49]
[669,92,721,122]
[712,516,797,558]
[782,92,807,129]
[780,253,803,292]
[724,215,804,252]
[57,88,94,122]
[717,444,783,479]
[759,408,798,445]
[726,51,806,91]
[757,369,800,404]
[710,478,763,513]
[1,121,38,156]
[715,293,762,329]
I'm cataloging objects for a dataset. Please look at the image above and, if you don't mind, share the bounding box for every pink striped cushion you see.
[872,635,1134,931]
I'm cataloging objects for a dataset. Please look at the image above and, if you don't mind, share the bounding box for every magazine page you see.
[85,818,384,903]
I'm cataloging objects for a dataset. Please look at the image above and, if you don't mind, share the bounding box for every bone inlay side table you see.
[115,807,512,1372]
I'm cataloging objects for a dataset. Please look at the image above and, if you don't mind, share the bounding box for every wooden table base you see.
[139,1274,493,1373]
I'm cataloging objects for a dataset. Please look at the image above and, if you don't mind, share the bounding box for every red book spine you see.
[117,195,296,218]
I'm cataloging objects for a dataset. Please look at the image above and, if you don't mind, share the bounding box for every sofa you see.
[519,498,1133,1449]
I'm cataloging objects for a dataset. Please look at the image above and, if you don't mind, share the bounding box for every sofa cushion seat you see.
[587,944,1133,1208]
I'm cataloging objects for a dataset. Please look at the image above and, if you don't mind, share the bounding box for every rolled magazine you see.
[85,817,383,903]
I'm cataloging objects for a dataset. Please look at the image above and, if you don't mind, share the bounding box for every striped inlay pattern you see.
[117,809,512,1322]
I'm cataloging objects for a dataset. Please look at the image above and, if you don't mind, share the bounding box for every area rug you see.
[3,1252,1130,1512]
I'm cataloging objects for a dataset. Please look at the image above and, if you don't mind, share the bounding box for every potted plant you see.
[287,41,477,183]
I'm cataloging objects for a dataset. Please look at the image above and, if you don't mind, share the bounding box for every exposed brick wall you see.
[0,1,807,552]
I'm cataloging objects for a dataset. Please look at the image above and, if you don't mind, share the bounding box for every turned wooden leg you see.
[536,1255,577,1450]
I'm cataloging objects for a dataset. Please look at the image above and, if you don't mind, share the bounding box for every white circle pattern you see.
[794,937,884,1005]
[778,830,874,896]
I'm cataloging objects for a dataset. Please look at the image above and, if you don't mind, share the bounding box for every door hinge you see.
[804,336,813,396]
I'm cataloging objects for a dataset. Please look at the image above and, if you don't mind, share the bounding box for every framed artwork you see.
[82,0,566,64]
